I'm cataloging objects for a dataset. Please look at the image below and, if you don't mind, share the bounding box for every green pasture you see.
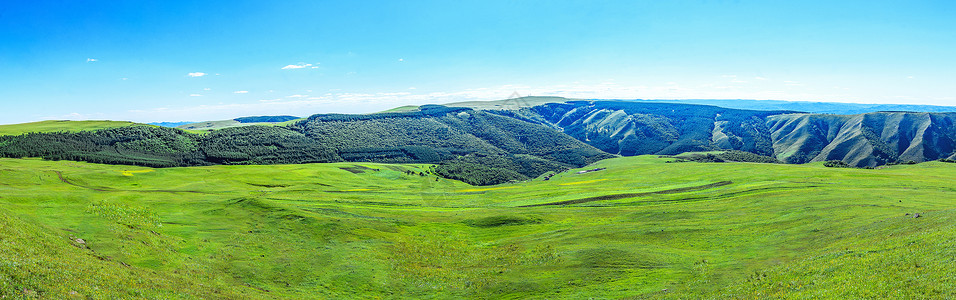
[1,156,954,298]
[0,120,144,136]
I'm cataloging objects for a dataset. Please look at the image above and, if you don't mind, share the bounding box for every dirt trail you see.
[520,181,733,207]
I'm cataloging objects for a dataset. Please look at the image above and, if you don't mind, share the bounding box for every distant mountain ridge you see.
[767,112,956,166]
[618,99,956,115]
[0,105,609,185]
[174,115,302,131]
[2,97,955,185]
[452,97,956,167]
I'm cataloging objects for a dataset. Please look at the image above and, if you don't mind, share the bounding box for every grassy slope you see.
[445,96,575,110]
[176,120,301,131]
[0,156,955,298]
[0,120,143,136]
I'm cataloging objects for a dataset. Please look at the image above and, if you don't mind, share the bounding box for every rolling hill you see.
[454,97,956,167]
[628,99,956,115]
[767,112,956,166]
[173,115,303,131]
[1,156,955,298]
[0,120,144,136]
[2,99,956,298]
[0,105,610,185]
[2,98,955,184]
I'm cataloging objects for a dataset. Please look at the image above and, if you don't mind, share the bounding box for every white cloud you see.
[234,90,249,94]
[281,63,317,70]
[121,80,902,123]
[754,77,768,81]
[86,58,97,62]
[188,72,207,77]
[398,58,404,62]
[190,94,203,97]
[203,88,211,91]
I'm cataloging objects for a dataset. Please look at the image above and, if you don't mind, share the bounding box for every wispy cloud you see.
[123,80,867,123]
[190,94,203,97]
[86,58,97,62]
[234,90,249,94]
[281,63,317,70]
[188,72,207,77]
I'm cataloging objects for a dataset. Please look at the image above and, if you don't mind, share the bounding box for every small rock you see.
[75,238,86,244]
[913,213,922,218]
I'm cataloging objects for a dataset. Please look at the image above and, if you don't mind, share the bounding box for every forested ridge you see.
[288,105,612,185]
[0,105,611,185]
[4,100,956,185]
[463,98,956,168]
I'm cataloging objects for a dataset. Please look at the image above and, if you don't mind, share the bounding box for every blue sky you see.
[1,1,955,124]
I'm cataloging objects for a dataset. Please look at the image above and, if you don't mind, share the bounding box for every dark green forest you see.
[0,105,611,185]
[4,100,955,185]
[528,101,792,156]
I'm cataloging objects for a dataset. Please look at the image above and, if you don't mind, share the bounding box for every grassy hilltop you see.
[1,156,955,298]
[0,120,142,136]
[4,101,956,187]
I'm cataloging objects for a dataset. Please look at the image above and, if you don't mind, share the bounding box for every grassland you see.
[0,120,143,136]
[1,156,955,298]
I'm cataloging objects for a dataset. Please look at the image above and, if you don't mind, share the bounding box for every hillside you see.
[630,99,956,115]
[288,105,612,185]
[459,97,956,167]
[0,106,610,185]
[174,115,303,131]
[522,100,795,156]
[2,98,955,176]
[2,156,955,298]
[0,120,143,136]
[767,112,956,166]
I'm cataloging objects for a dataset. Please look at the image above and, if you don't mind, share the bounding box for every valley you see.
[2,155,954,298]
[4,98,954,189]
[7,2,955,298]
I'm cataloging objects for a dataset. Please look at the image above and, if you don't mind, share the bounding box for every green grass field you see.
[0,120,144,136]
[1,156,955,298]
